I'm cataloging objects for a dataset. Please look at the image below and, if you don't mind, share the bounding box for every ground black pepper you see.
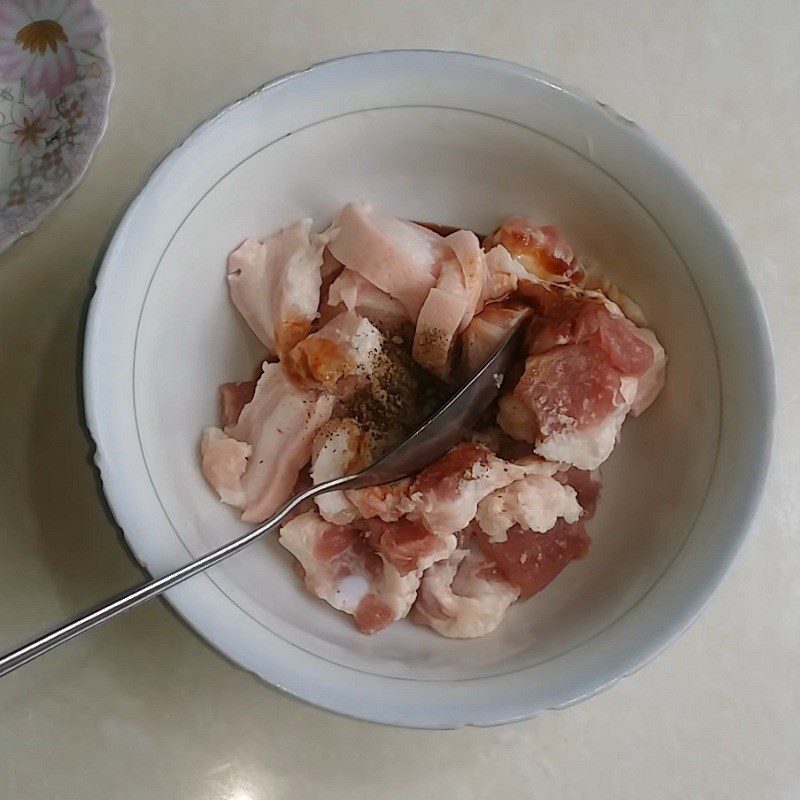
[340,335,448,458]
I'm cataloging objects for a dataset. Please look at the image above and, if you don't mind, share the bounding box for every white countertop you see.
[0,1,797,797]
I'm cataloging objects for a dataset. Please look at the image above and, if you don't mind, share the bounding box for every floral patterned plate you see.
[0,0,112,254]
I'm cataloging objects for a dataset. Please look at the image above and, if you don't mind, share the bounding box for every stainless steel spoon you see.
[0,327,525,677]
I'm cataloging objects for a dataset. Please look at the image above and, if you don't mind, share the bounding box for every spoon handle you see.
[0,479,339,678]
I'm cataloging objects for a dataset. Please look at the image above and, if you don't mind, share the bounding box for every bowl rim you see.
[82,49,775,728]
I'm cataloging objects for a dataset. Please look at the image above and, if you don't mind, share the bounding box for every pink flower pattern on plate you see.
[0,99,61,160]
[0,0,111,253]
[0,0,105,99]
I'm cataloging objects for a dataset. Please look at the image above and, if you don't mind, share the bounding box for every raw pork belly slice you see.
[286,310,383,392]
[203,362,335,523]
[408,443,531,537]
[498,286,665,469]
[629,326,667,416]
[530,375,638,469]
[582,273,647,326]
[278,511,421,634]
[482,242,529,305]
[412,232,525,379]
[485,217,586,284]
[364,516,455,576]
[327,269,409,332]
[413,548,520,638]
[520,342,631,432]
[444,230,486,330]
[475,471,583,542]
[328,202,447,318]
[346,478,416,523]
[227,219,331,356]
[200,427,251,507]
[412,258,470,379]
[473,518,591,600]
[310,418,368,525]
[460,300,530,376]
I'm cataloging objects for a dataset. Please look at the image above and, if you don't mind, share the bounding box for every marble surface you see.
[0,1,798,797]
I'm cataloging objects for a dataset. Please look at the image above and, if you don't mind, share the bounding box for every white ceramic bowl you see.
[84,51,774,728]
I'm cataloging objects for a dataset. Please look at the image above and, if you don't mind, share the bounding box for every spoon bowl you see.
[342,325,525,489]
